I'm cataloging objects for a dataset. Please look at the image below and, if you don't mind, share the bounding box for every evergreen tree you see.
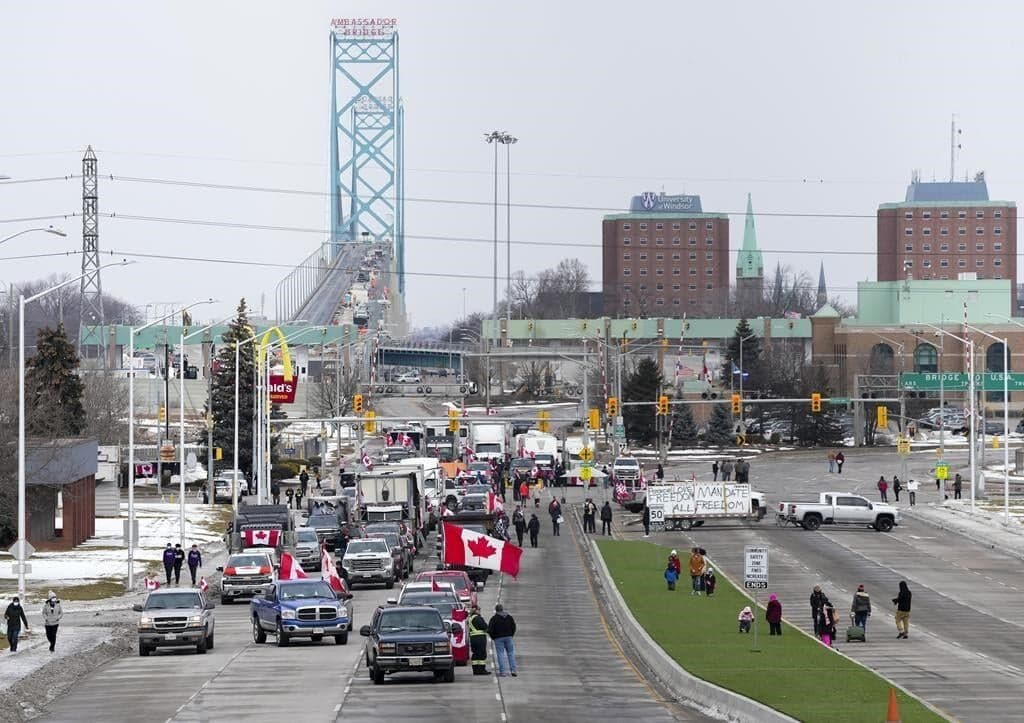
[705,403,734,446]
[721,319,763,391]
[670,403,698,447]
[207,300,256,476]
[623,356,663,445]
[26,324,85,437]
[795,413,846,447]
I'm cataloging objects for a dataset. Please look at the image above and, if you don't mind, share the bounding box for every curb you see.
[903,506,1024,563]
[573,506,795,723]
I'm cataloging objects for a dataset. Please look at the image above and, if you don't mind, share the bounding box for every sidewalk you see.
[903,499,1024,560]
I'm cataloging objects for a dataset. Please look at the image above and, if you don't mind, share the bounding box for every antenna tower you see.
[79,146,106,365]
[950,114,962,182]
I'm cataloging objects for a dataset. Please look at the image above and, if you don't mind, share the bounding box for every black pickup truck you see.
[361,605,454,684]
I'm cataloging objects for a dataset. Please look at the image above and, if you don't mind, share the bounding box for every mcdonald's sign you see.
[268,375,298,403]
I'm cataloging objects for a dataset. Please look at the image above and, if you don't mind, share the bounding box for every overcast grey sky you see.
[2,1,1021,328]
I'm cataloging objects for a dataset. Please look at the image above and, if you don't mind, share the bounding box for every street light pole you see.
[738,333,755,420]
[966,322,1010,522]
[484,131,503,318]
[0,226,67,247]
[503,134,518,321]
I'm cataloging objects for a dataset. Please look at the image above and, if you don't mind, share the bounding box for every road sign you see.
[648,504,665,524]
[579,447,594,462]
[829,397,851,405]
[900,371,1024,392]
[580,466,592,482]
[743,545,769,590]
[897,437,911,455]
[10,563,31,575]
[8,539,35,561]
[613,424,625,440]
[936,462,950,480]
[284,447,296,456]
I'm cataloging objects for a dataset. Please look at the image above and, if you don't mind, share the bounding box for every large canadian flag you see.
[278,551,308,580]
[242,529,280,547]
[321,545,344,593]
[441,521,522,578]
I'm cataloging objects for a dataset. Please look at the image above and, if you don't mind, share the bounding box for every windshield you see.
[468,462,490,471]
[615,458,639,468]
[307,515,339,528]
[425,573,468,592]
[369,533,401,549]
[379,609,444,633]
[461,495,488,511]
[295,529,319,543]
[145,593,203,610]
[346,540,389,554]
[228,555,270,567]
[365,524,400,535]
[402,595,457,618]
[534,454,554,466]
[464,485,491,495]
[476,443,501,453]
[279,581,335,600]
[511,459,533,469]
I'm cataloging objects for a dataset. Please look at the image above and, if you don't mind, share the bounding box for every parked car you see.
[361,605,454,684]
[134,588,216,656]
[251,579,353,647]
[395,371,422,384]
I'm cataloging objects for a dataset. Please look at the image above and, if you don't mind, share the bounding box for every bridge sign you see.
[900,372,1024,392]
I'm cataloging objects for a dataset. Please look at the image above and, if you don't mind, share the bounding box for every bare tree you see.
[81,371,131,444]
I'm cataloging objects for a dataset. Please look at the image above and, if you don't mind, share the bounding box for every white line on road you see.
[334,703,342,713]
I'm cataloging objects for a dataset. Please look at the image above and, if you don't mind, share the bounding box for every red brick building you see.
[603,192,730,317]
[26,438,98,550]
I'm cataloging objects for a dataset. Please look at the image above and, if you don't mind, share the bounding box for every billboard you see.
[268,375,298,404]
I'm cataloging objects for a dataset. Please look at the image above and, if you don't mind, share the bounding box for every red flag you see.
[144,576,160,591]
[385,433,394,446]
[321,545,344,593]
[278,551,308,580]
[199,576,209,593]
[242,529,280,547]
[441,521,522,578]
[486,491,504,515]
[431,577,444,593]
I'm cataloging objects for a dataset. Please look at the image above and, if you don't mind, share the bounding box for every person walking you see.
[601,464,609,489]
[667,549,682,578]
[893,581,912,639]
[548,498,562,536]
[41,591,63,652]
[187,544,202,586]
[688,547,705,595]
[810,585,826,637]
[953,474,963,500]
[600,501,613,536]
[162,543,176,586]
[835,451,845,474]
[299,469,309,497]
[907,478,918,506]
[712,460,720,481]
[467,604,491,675]
[703,566,717,596]
[271,479,281,505]
[851,584,872,635]
[172,543,185,585]
[641,504,650,538]
[655,463,665,482]
[315,471,322,490]
[827,451,836,473]
[582,498,597,533]
[527,513,540,548]
[512,507,526,547]
[819,598,837,647]
[285,487,295,509]
[892,476,902,503]
[877,476,889,503]
[766,594,783,636]
[4,596,29,652]
[488,604,517,677]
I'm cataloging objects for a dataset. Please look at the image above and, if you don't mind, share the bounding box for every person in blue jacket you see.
[162,543,176,585]
[187,544,202,586]
[664,563,679,591]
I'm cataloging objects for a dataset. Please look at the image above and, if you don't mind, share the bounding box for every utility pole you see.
[206,337,214,505]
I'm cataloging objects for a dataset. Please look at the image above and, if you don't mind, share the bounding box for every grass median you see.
[597,540,945,723]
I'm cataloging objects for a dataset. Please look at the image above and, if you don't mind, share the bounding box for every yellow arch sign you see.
[256,326,293,381]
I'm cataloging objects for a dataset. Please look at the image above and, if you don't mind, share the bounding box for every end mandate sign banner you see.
[743,545,769,590]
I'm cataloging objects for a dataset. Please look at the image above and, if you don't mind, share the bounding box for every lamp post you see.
[17,261,132,597]
[501,133,517,320]
[966,321,1010,522]
[484,131,504,318]
[1,226,67,246]
[921,323,976,511]
[901,328,947,456]
[738,333,756,413]
[127,300,214,591]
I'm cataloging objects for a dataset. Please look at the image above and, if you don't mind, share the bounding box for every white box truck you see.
[470,423,507,462]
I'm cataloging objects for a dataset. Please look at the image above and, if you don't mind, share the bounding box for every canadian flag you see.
[450,605,468,661]
[486,491,504,515]
[321,545,344,593]
[441,521,522,578]
[144,576,160,592]
[199,576,209,593]
[361,452,374,471]
[400,433,413,449]
[278,551,308,580]
[385,433,395,446]
[243,529,281,547]
[431,577,445,593]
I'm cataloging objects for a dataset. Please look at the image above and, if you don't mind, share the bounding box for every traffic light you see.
[363,410,376,434]
[353,393,363,414]
[876,405,888,428]
[811,393,822,413]
[538,410,551,433]
[657,395,670,416]
[731,393,741,415]
[447,408,460,433]
[158,405,166,423]
[588,408,600,431]
[606,397,619,417]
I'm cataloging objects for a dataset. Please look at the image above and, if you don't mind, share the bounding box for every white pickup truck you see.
[776,492,900,532]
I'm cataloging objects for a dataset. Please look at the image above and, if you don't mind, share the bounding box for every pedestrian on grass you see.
[877,476,889,503]
[703,566,717,596]
[600,501,613,535]
[737,606,754,633]
[892,476,902,503]
[818,598,836,646]
[688,547,705,595]
[766,594,783,636]
[851,584,872,634]
[893,581,912,639]
[467,604,491,675]
[810,585,826,636]
[664,563,679,591]
[907,478,918,506]
[162,543,176,585]
[4,596,29,652]
[513,506,526,547]
[488,604,518,677]
[527,513,540,548]
[173,543,185,585]
[835,451,845,474]
[667,549,682,576]
[827,451,836,473]
[953,474,963,500]
[187,544,202,586]
[41,590,63,652]
[641,504,651,538]
[548,498,562,536]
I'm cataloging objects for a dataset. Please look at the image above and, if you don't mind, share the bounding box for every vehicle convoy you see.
[777,492,900,532]
[226,504,294,555]
[218,551,275,603]
[357,466,427,542]
[644,482,766,530]
[134,588,216,657]
[341,538,396,589]
[251,579,353,647]
[361,605,455,684]
[292,527,322,572]
[469,422,508,462]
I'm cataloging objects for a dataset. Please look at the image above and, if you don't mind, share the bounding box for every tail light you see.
[259,566,272,575]
[224,567,237,576]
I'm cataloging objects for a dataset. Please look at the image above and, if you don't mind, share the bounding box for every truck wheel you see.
[425,386,432,394]
[276,621,290,647]
[802,515,822,531]
[372,664,385,685]
[311,634,324,642]
[206,630,215,650]
[385,578,395,590]
[875,517,895,532]
[416,386,424,394]
[196,635,208,655]
[444,666,455,683]
[252,618,267,644]
[335,632,348,645]
[139,642,150,657]
[222,596,233,605]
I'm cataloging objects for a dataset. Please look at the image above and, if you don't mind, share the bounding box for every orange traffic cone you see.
[885,688,901,723]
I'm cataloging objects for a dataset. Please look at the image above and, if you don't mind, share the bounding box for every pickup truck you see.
[134,588,216,656]
[777,492,900,532]
[341,538,396,589]
[251,579,353,647]
[361,605,455,684]
[218,551,276,603]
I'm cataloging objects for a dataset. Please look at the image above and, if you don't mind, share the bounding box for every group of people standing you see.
[711,458,752,483]
[581,498,614,535]
[826,450,846,473]
[874,476,920,505]
[664,548,716,596]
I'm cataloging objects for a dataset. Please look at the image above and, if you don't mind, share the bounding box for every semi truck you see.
[470,422,508,462]
[514,430,559,469]
[645,482,766,530]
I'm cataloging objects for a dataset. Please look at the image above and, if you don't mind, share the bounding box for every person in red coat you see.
[766,594,783,636]
[667,550,682,576]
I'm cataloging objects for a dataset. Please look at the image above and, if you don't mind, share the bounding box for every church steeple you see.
[736,193,764,279]
[817,261,828,308]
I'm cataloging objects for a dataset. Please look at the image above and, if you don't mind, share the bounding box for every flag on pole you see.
[278,551,308,580]
[199,576,209,593]
[361,451,374,471]
[486,491,504,515]
[441,521,522,578]
[385,433,394,447]
[321,545,344,593]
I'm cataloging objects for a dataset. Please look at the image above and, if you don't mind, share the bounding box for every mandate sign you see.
[743,545,769,590]
[645,482,752,517]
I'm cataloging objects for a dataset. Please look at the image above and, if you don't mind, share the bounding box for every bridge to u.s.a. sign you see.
[900,372,1024,392]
